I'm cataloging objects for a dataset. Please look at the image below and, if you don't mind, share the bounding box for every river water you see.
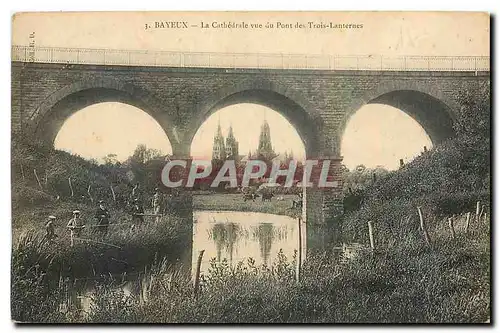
[192,210,305,274]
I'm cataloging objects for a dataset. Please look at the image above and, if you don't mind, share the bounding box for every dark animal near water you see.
[291,199,303,209]
[261,192,274,202]
[243,193,259,202]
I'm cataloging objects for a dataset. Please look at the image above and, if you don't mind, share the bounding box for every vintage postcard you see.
[11,11,490,323]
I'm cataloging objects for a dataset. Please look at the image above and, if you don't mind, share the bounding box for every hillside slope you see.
[342,81,490,241]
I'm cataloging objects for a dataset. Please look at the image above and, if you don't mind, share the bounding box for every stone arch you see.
[184,79,332,230]
[337,81,458,147]
[28,78,180,149]
[184,79,323,157]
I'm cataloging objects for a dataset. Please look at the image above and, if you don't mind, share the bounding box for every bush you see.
[11,232,65,323]
[12,214,191,281]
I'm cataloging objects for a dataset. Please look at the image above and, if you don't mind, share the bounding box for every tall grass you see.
[80,214,490,323]
[11,231,65,322]
[11,213,192,322]
[12,214,191,280]
[12,208,490,323]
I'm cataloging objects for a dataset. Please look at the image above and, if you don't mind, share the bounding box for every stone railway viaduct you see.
[11,46,490,251]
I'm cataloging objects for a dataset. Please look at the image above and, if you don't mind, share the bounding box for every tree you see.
[123,144,166,195]
[129,144,164,165]
[454,81,490,143]
[103,153,119,166]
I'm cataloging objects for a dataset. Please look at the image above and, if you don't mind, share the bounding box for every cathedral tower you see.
[225,125,239,161]
[256,119,277,161]
[212,121,226,161]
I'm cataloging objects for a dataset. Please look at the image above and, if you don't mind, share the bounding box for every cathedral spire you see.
[212,118,225,160]
[227,123,235,139]
[225,123,239,160]
[217,117,223,136]
[257,118,276,161]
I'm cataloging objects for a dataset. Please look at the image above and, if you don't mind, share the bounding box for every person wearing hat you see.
[67,210,85,238]
[151,188,162,223]
[132,183,139,198]
[131,198,145,224]
[95,200,111,236]
[45,215,57,241]
[128,183,140,206]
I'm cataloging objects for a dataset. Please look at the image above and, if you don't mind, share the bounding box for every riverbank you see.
[63,210,490,323]
[11,212,193,322]
[193,193,301,218]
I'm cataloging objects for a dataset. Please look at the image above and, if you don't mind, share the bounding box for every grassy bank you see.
[193,193,301,218]
[64,209,489,323]
[11,213,192,322]
[13,213,191,279]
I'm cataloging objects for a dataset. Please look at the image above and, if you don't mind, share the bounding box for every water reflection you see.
[62,211,306,316]
[193,211,303,273]
[253,223,273,266]
[210,222,240,264]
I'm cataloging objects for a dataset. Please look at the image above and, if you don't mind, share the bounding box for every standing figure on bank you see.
[131,198,145,224]
[152,188,162,223]
[67,210,85,240]
[128,183,139,206]
[95,200,111,236]
[45,215,57,241]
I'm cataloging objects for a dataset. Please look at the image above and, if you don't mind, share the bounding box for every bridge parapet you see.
[12,45,490,72]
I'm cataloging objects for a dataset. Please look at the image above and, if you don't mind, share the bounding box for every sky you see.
[54,103,172,162]
[54,102,431,170]
[340,104,432,170]
[190,104,305,161]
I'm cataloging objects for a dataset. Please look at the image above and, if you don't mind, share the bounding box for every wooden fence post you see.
[296,216,302,283]
[448,217,456,239]
[475,201,481,224]
[399,159,404,168]
[87,184,94,203]
[417,206,431,246]
[33,169,43,191]
[479,205,485,223]
[68,177,74,197]
[465,212,471,233]
[367,221,375,250]
[194,250,205,300]
[20,164,25,181]
[110,185,116,202]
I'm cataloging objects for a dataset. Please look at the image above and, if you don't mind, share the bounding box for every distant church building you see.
[212,121,240,162]
[212,122,226,161]
[255,119,277,161]
[225,126,239,160]
[212,118,293,165]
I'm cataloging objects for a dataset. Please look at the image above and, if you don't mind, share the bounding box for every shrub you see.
[11,232,65,323]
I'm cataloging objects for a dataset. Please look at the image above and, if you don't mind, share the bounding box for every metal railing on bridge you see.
[12,45,490,72]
